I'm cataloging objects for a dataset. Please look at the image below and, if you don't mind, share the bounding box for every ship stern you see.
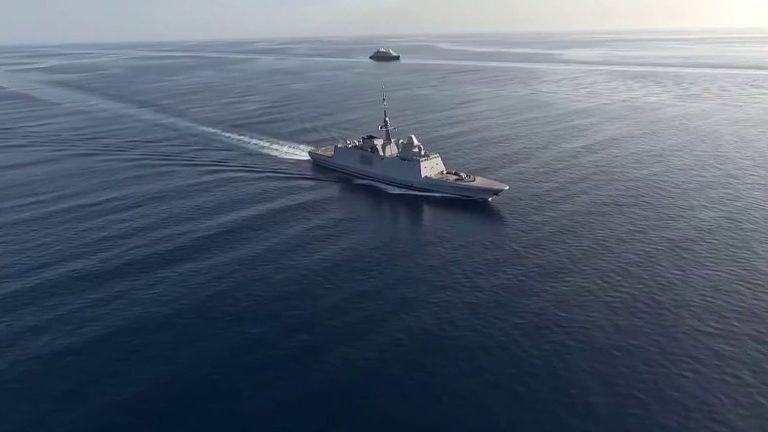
[308,145,335,163]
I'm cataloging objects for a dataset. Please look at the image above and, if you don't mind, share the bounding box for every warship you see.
[309,87,509,200]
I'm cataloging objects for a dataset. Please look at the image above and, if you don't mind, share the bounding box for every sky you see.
[2,0,768,44]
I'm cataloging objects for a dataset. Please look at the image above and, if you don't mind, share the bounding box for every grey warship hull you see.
[310,87,509,201]
[309,146,508,200]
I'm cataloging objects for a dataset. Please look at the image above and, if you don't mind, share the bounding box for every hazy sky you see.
[2,0,767,43]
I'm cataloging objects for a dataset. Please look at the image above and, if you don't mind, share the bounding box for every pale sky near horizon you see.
[2,0,768,44]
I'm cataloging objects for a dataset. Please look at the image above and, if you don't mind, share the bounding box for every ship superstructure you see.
[309,87,509,200]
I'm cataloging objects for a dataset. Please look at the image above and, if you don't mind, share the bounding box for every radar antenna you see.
[379,85,394,144]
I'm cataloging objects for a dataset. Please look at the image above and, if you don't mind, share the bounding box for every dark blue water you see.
[2,32,767,431]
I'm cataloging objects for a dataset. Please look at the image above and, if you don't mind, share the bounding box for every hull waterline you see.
[309,150,508,200]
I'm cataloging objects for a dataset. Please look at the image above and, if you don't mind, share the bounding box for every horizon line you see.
[2,25,768,48]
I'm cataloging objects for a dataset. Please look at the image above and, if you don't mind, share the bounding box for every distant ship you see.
[369,48,401,62]
[309,87,509,200]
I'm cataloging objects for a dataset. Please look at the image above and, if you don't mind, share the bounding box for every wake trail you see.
[0,70,312,161]
[197,126,311,160]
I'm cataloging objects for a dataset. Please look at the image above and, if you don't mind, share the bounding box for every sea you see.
[1,31,767,431]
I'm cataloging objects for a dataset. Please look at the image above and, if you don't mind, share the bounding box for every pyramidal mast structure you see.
[380,85,394,144]
[308,86,509,200]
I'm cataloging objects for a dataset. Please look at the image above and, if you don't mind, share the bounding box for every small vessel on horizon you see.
[369,48,401,62]
[308,87,509,200]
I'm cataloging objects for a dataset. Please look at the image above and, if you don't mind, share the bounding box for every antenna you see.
[379,84,394,143]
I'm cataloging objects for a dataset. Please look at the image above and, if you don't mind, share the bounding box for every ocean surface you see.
[1,31,767,431]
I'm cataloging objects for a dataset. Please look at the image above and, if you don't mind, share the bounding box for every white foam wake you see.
[0,70,313,161]
[197,126,312,160]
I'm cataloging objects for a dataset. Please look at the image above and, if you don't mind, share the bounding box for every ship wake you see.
[0,70,312,161]
[196,127,311,160]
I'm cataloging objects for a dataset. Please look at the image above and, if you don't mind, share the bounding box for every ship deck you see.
[311,146,335,157]
[430,172,472,182]
[429,173,509,190]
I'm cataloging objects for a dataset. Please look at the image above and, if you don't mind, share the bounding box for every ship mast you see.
[379,85,394,144]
